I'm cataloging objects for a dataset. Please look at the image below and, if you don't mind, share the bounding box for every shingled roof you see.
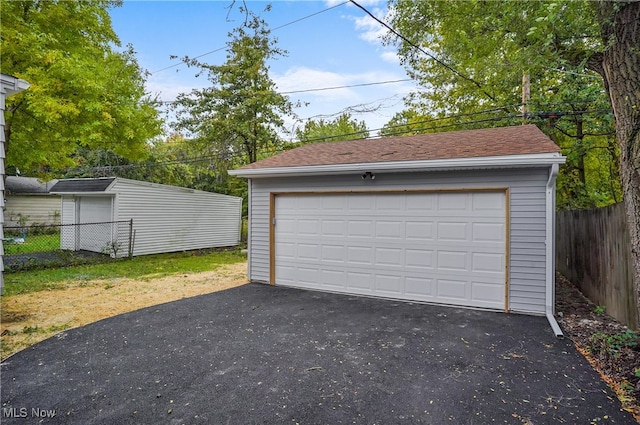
[49,178,116,193]
[238,125,560,171]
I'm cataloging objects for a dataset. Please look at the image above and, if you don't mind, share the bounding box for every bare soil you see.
[1,262,247,360]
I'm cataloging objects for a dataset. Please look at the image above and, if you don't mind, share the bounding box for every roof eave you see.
[228,152,567,178]
[49,191,116,196]
[1,74,30,95]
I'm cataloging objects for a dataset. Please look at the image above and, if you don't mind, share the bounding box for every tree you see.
[387,0,639,320]
[295,113,369,144]
[0,0,162,175]
[172,7,295,167]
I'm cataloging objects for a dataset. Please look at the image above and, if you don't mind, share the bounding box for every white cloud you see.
[274,67,358,100]
[353,8,388,44]
[274,65,414,137]
[380,50,400,65]
[146,72,207,102]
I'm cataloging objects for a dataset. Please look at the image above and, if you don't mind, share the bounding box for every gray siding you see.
[248,167,550,314]
[4,195,61,225]
[112,179,242,256]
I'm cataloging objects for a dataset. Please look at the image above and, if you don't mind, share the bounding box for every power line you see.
[153,78,413,105]
[58,108,613,176]
[151,1,349,74]
[281,78,412,95]
[348,0,501,105]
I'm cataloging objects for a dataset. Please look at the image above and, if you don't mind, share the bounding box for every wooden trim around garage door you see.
[269,188,511,308]
[505,188,510,313]
[269,192,276,285]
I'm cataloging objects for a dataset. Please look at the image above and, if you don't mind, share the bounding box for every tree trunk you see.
[596,1,640,325]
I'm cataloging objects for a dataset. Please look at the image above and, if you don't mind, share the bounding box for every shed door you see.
[78,196,113,253]
[274,191,507,310]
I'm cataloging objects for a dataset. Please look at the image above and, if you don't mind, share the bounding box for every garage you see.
[229,125,566,333]
[275,191,506,309]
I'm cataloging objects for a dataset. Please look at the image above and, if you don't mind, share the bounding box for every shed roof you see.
[237,125,560,171]
[49,178,116,193]
[5,176,58,194]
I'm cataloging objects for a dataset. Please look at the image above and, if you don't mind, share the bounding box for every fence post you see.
[128,219,133,259]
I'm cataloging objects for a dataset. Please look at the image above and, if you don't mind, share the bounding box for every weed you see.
[590,329,639,357]
[21,325,41,334]
[47,324,71,332]
[594,305,607,315]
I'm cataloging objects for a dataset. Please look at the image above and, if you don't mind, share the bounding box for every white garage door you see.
[274,191,507,310]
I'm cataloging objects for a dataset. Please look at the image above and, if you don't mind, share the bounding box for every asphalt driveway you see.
[1,283,635,424]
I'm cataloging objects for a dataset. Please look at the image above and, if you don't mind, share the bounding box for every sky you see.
[109,0,417,139]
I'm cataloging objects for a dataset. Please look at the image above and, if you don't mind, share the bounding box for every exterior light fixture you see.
[361,171,375,180]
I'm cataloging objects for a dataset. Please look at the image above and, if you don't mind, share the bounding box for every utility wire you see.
[57,108,613,175]
[153,78,414,105]
[281,78,412,95]
[348,0,501,105]
[151,1,349,74]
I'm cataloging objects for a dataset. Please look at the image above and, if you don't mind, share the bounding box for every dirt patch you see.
[1,262,247,359]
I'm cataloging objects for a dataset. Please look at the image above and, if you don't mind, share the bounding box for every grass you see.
[3,247,247,296]
[3,233,60,255]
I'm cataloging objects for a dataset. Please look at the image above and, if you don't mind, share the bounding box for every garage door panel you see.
[472,222,505,242]
[405,277,435,298]
[472,252,504,272]
[436,251,468,271]
[437,279,468,300]
[437,193,468,210]
[348,220,373,237]
[321,245,345,262]
[437,222,469,241]
[321,269,346,288]
[321,195,346,210]
[472,281,504,303]
[276,242,296,260]
[347,272,374,290]
[406,194,435,210]
[405,249,434,269]
[375,193,406,210]
[405,221,435,241]
[472,192,505,210]
[296,219,319,236]
[347,246,374,264]
[298,243,320,260]
[275,192,506,310]
[321,220,345,235]
[278,218,297,235]
[375,221,404,239]
[348,195,374,210]
[375,247,403,266]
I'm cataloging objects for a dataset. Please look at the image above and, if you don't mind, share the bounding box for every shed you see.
[4,176,61,225]
[229,125,566,335]
[1,73,30,295]
[49,177,242,257]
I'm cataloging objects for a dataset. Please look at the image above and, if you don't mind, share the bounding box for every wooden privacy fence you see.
[556,203,637,329]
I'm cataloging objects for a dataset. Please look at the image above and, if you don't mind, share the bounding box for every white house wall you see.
[4,195,61,225]
[248,168,549,314]
[112,179,241,256]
